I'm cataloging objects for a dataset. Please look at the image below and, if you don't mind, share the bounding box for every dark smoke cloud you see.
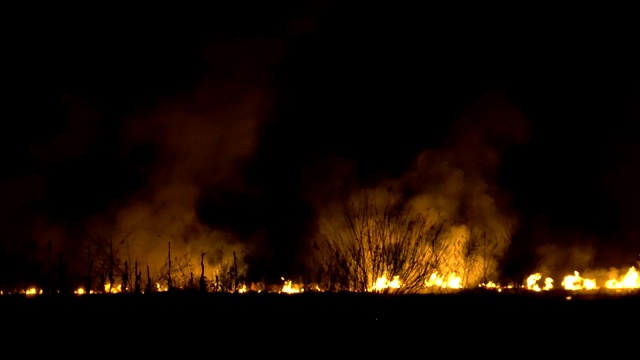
[0,1,328,288]
[396,91,530,284]
[2,3,638,290]
[308,90,532,285]
[0,33,288,287]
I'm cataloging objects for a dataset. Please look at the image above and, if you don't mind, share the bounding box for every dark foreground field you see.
[3,290,639,355]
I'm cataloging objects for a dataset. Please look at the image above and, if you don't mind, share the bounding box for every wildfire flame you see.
[424,272,462,289]
[5,266,639,296]
[25,287,41,296]
[604,266,638,290]
[104,283,123,294]
[280,278,302,294]
[525,273,554,291]
[562,271,597,291]
[479,266,640,292]
[370,273,401,292]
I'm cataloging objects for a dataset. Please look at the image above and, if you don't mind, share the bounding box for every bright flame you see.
[526,273,542,292]
[280,278,302,294]
[605,267,639,290]
[370,273,401,292]
[480,281,498,289]
[424,272,462,289]
[156,283,169,292]
[524,273,554,291]
[562,271,597,291]
[104,283,123,293]
[479,281,504,292]
[2,264,639,296]
[24,287,41,296]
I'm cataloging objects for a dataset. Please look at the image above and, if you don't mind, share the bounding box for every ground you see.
[4,290,638,355]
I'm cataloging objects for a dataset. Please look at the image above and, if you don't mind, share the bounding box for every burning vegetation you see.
[2,188,638,298]
[514,266,639,293]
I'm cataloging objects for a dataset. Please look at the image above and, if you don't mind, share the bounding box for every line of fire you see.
[1,189,639,298]
[2,247,638,297]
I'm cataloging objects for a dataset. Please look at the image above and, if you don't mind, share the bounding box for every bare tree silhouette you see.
[314,188,458,294]
[83,234,130,293]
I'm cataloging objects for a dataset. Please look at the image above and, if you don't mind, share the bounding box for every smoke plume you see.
[0,37,284,289]
[311,90,531,286]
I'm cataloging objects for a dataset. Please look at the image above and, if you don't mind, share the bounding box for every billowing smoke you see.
[1,37,284,290]
[401,91,530,284]
[310,90,531,288]
[80,81,268,287]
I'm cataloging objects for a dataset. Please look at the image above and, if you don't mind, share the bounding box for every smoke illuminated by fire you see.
[3,264,638,297]
[0,39,278,295]
[1,60,638,300]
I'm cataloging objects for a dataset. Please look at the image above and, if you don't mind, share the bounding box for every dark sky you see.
[2,3,639,287]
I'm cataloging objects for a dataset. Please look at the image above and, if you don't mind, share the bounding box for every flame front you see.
[424,272,462,289]
[478,265,640,292]
[562,271,597,291]
[4,264,639,296]
[605,266,639,290]
[370,273,401,292]
[525,273,553,291]
[280,278,302,294]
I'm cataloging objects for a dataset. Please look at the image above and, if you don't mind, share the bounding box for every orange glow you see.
[370,273,401,292]
[280,278,302,294]
[604,266,639,290]
[525,273,553,291]
[562,271,597,291]
[24,287,41,296]
[3,265,639,296]
[479,281,502,292]
[104,283,123,293]
[424,272,462,289]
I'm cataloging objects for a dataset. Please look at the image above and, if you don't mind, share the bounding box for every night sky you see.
[2,3,639,288]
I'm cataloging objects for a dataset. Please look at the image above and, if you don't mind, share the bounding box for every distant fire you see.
[524,273,553,292]
[495,266,639,293]
[3,266,639,297]
[25,287,42,296]
[562,271,597,291]
[281,278,302,294]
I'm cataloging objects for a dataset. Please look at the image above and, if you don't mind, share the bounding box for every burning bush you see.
[308,188,505,294]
